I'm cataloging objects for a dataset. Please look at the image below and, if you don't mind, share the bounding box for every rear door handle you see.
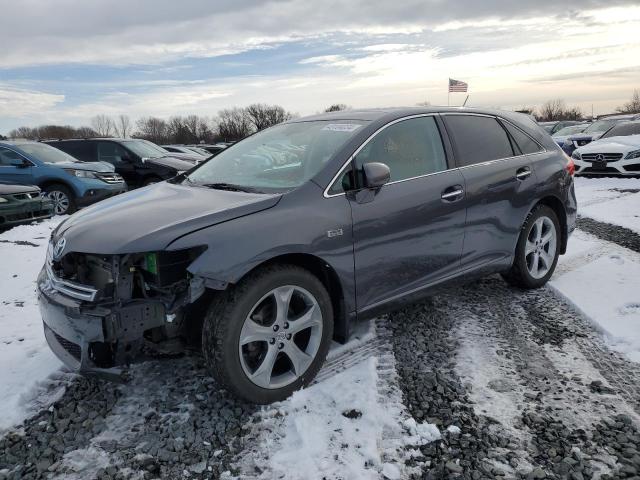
[516,167,532,180]
[441,185,464,202]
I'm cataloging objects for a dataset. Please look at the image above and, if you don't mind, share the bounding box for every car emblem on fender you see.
[52,237,66,260]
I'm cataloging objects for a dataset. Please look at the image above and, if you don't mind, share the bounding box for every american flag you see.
[448,78,468,93]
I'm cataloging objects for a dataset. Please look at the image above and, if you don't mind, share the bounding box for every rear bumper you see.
[0,199,53,227]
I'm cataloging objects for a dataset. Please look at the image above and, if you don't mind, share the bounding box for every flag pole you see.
[447,78,450,106]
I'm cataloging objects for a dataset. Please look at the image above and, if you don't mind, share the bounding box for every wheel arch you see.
[532,195,568,254]
[231,253,349,344]
[38,179,79,197]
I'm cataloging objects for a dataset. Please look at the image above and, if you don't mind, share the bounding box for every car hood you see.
[146,156,195,171]
[53,182,281,254]
[576,134,640,155]
[159,152,203,163]
[46,161,115,172]
[0,183,40,195]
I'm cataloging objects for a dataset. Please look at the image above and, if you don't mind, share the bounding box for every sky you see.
[0,0,639,134]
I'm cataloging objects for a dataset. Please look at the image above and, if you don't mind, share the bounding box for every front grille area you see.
[4,209,51,222]
[52,329,81,360]
[581,153,624,161]
[12,191,41,200]
[581,167,619,174]
[95,172,125,184]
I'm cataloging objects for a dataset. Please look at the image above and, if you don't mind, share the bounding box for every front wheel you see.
[202,265,333,404]
[44,184,76,215]
[502,205,560,289]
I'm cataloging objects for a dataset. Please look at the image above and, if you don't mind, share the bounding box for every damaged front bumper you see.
[38,267,169,377]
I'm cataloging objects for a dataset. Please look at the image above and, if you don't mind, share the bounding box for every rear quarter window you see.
[443,115,514,167]
[501,121,544,155]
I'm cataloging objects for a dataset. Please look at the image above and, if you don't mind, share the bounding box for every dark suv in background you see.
[38,107,576,404]
[46,138,196,188]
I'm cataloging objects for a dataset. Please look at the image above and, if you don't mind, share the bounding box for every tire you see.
[142,176,162,186]
[202,265,333,404]
[502,204,561,289]
[43,184,76,215]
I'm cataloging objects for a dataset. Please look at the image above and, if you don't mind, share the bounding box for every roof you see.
[288,106,536,124]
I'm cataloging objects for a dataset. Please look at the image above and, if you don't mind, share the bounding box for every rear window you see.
[444,115,514,167]
[502,122,544,155]
[601,122,640,139]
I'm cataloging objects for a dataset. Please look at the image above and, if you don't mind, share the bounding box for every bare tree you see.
[616,90,640,114]
[325,104,349,112]
[114,115,132,138]
[245,104,294,131]
[216,108,253,141]
[134,117,168,144]
[91,114,115,137]
[536,99,582,121]
[8,126,37,139]
[76,126,98,138]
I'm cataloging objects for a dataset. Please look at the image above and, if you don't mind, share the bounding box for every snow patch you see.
[0,217,65,430]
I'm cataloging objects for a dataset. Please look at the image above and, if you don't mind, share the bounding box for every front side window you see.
[184,120,367,193]
[0,147,27,166]
[353,116,447,184]
[444,115,514,167]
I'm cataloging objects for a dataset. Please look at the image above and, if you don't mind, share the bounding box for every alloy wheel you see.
[239,285,323,389]
[525,216,557,279]
[48,190,70,215]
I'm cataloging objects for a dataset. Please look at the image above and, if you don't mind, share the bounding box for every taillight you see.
[564,153,575,176]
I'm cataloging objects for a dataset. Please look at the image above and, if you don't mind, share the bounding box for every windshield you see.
[17,143,80,164]
[601,122,640,139]
[585,119,617,134]
[541,124,555,133]
[183,120,367,193]
[122,140,164,159]
[554,125,588,137]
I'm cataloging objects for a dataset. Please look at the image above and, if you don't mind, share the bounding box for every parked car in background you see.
[195,144,228,156]
[538,120,583,135]
[552,124,590,147]
[0,183,53,229]
[138,141,203,164]
[0,141,125,214]
[162,145,211,157]
[562,114,640,156]
[46,138,196,188]
[573,121,640,175]
[38,107,576,404]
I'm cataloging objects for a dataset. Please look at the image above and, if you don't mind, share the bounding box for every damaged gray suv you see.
[38,107,577,403]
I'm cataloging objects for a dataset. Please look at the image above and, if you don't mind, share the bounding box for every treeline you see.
[7,103,300,144]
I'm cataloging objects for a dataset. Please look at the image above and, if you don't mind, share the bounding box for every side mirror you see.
[10,158,29,168]
[362,162,390,189]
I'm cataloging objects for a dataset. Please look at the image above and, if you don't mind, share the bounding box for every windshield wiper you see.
[200,182,264,193]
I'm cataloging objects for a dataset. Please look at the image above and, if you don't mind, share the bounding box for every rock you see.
[341,409,363,420]
[445,460,464,474]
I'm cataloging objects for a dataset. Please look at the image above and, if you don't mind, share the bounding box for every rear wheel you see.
[502,205,560,289]
[202,265,333,404]
[43,184,76,215]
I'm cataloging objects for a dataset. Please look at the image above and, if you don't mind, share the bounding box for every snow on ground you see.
[551,177,640,363]
[552,252,640,362]
[0,217,65,431]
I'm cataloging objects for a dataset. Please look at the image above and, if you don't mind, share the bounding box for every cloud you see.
[0,85,64,116]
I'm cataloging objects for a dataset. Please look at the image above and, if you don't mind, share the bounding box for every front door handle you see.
[441,185,464,202]
[516,167,532,180]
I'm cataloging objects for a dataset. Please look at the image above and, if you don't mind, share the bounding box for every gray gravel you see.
[576,217,640,254]
[388,275,640,479]
[0,355,256,479]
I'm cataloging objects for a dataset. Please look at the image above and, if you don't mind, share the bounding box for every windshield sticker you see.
[322,124,362,132]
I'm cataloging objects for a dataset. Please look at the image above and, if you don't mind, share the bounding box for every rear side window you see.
[502,122,544,155]
[54,141,96,162]
[444,115,514,167]
[98,142,129,164]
